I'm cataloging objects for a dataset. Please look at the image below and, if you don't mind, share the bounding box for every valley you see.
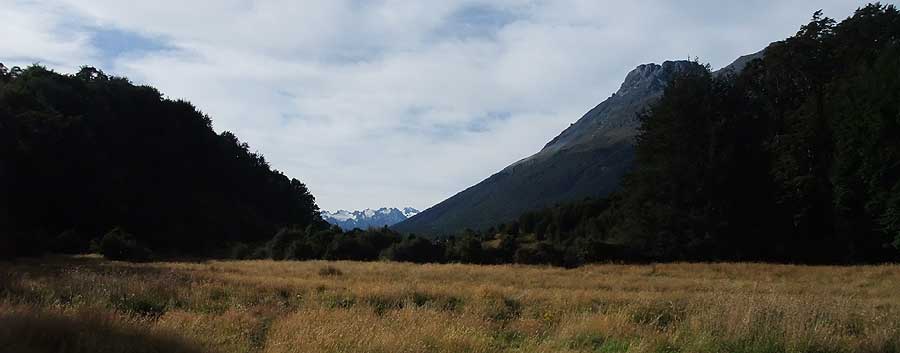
[2,4,900,353]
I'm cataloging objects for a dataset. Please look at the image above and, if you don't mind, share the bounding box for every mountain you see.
[322,207,420,230]
[713,49,765,77]
[393,60,707,236]
[495,5,900,263]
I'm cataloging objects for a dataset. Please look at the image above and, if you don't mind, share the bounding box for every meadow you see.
[0,256,898,353]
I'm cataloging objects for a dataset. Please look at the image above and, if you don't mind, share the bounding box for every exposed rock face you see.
[394,60,704,236]
[534,60,699,158]
[713,49,765,77]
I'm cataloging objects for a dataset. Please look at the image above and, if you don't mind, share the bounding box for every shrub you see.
[318,266,343,277]
[113,293,168,319]
[514,242,564,265]
[487,297,522,322]
[321,292,355,308]
[229,243,251,260]
[250,246,269,259]
[99,228,151,262]
[630,301,687,329]
[365,294,404,315]
[446,235,485,264]
[266,227,305,260]
[381,236,444,263]
[568,334,630,353]
[286,240,315,260]
[324,235,378,261]
[53,229,86,254]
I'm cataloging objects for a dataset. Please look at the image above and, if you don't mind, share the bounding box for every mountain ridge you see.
[322,207,420,230]
[394,57,755,236]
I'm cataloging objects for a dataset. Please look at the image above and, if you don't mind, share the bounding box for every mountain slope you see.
[0,65,321,257]
[394,60,704,236]
[322,207,419,230]
[712,49,765,77]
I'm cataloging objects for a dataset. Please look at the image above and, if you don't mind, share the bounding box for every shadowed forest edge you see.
[2,4,900,265]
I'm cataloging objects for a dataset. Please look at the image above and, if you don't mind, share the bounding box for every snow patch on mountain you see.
[321,207,420,230]
[402,207,419,218]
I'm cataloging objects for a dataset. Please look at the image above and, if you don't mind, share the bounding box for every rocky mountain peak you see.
[617,60,696,96]
[322,207,420,230]
[394,53,761,236]
[529,60,701,158]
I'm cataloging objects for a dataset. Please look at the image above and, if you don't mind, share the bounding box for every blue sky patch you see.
[434,4,520,39]
[89,27,172,69]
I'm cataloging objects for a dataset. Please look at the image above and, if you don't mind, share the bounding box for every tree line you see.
[420,4,900,265]
[594,4,900,263]
[0,64,321,259]
[3,4,899,265]
[250,4,900,266]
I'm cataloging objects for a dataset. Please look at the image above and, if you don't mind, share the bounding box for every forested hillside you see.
[0,66,321,258]
[251,4,900,266]
[394,60,701,235]
[469,4,900,264]
[2,4,898,266]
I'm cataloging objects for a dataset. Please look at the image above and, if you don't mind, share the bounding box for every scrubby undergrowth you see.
[0,256,898,353]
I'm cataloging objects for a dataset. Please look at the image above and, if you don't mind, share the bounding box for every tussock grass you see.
[1,256,898,353]
[0,304,203,353]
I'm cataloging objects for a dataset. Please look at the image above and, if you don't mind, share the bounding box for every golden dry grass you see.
[0,256,898,353]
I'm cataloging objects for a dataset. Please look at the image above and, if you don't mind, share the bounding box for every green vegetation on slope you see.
[400,4,900,264]
[393,60,701,236]
[0,65,321,258]
[3,5,900,266]
[533,4,900,263]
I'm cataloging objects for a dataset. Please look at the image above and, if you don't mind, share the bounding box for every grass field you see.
[0,256,898,353]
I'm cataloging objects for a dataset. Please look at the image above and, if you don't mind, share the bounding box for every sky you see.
[1,0,879,211]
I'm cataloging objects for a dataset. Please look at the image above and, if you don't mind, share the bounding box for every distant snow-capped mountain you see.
[321,207,420,230]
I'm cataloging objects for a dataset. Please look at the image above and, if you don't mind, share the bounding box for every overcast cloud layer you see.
[1,0,876,211]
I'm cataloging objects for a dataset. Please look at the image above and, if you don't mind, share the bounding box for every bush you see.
[514,242,564,265]
[446,235,485,264]
[99,228,151,262]
[266,227,305,260]
[381,237,444,263]
[53,229,87,254]
[318,266,343,276]
[286,240,315,260]
[229,243,251,259]
[324,235,378,261]
[486,297,522,322]
[113,293,169,319]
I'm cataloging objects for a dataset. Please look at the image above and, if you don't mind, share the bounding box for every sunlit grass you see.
[1,255,898,353]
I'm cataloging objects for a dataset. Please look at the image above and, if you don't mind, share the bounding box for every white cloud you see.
[0,0,94,70]
[0,0,877,210]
